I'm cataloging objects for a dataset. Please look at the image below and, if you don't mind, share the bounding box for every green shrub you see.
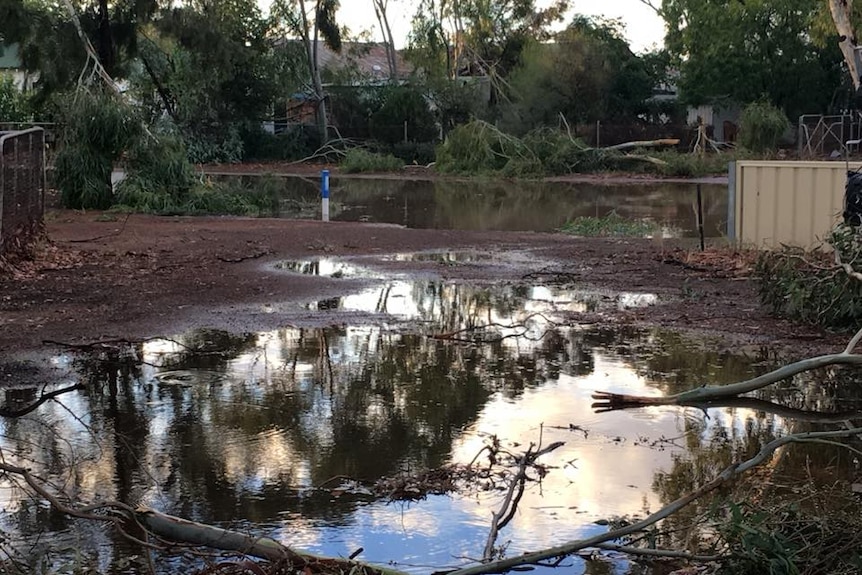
[54,91,142,209]
[739,101,790,153]
[340,148,403,173]
[756,224,862,330]
[184,124,244,164]
[0,73,30,122]
[115,134,195,210]
[371,84,438,144]
[241,124,320,161]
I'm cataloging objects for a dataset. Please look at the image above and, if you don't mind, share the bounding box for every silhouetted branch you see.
[0,384,85,418]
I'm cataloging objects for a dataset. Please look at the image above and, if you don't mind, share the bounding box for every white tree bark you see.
[829,0,861,90]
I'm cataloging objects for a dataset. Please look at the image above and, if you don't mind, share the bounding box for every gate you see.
[0,128,46,256]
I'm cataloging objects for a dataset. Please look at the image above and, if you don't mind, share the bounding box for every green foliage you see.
[718,502,800,575]
[340,148,403,173]
[371,85,438,144]
[661,0,842,119]
[406,0,568,84]
[0,74,30,122]
[501,16,655,132]
[388,141,436,165]
[435,120,612,176]
[241,125,320,162]
[54,91,142,209]
[756,224,862,330]
[558,211,664,237]
[739,101,790,153]
[329,85,438,144]
[132,0,280,163]
[115,134,195,205]
[184,125,245,164]
[116,174,282,216]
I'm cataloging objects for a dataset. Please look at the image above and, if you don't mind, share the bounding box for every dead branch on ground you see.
[442,426,862,575]
[483,430,565,561]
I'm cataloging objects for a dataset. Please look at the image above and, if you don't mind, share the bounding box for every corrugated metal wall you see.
[734,160,861,249]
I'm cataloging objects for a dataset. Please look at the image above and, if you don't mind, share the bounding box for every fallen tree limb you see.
[606,139,680,151]
[483,439,565,560]
[594,395,862,422]
[441,427,862,575]
[136,507,409,575]
[592,326,862,407]
[0,383,85,418]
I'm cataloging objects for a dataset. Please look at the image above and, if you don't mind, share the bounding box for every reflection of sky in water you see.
[0,273,785,574]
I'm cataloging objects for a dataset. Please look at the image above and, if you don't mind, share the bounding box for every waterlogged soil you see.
[0,210,846,369]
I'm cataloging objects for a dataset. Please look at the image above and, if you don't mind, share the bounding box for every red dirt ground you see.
[0,210,845,370]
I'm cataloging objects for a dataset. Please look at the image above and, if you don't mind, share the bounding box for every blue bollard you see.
[321,169,330,222]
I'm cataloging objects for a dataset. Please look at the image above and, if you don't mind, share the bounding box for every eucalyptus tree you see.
[643,0,843,118]
[270,0,341,143]
[501,16,656,132]
[0,0,158,104]
[406,0,568,94]
[371,0,398,78]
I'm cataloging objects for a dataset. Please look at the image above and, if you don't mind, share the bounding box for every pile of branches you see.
[757,223,862,330]
[434,120,672,176]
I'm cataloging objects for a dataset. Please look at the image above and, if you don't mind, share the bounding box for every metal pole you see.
[321,169,330,222]
[696,183,705,251]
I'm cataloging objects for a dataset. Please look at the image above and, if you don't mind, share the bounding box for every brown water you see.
[220,175,728,237]
[2,255,860,574]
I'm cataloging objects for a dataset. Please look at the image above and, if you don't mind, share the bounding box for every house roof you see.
[0,44,23,70]
[314,41,412,80]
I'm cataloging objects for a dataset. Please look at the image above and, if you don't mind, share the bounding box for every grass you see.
[340,148,404,173]
[558,211,664,237]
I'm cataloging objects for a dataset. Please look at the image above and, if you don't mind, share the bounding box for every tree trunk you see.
[299,0,328,143]
[97,0,115,75]
[372,0,398,80]
[829,0,861,90]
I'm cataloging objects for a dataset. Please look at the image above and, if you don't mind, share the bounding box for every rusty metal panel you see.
[0,128,45,256]
[734,160,861,249]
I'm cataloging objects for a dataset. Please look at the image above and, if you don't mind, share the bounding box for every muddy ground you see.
[0,209,847,381]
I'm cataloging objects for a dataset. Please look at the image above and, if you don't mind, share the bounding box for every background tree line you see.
[0,0,860,207]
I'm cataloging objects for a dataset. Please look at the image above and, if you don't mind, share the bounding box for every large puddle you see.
[2,255,860,574]
[217,175,728,237]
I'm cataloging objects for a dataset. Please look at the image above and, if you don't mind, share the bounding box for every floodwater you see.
[2,253,860,574]
[219,175,728,237]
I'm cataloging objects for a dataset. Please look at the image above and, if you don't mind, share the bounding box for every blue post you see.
[321,169,330,222]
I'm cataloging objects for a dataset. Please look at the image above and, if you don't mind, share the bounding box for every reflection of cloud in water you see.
[450,354,682,552]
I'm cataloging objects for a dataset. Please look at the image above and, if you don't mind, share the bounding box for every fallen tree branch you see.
[593,395,862,422]
[483,437,565,560]
[442,427,862,575]
[0,383,85,418]
[136,507,409,575]
[606,139,680,151]
[592,326,862,407]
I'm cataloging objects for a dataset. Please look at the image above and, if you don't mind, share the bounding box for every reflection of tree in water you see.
[647,364,862,556]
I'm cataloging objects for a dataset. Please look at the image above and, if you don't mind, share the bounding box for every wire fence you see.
[0,128,46,256]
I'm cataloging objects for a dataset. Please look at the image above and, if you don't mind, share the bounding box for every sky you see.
[337,0,667,53]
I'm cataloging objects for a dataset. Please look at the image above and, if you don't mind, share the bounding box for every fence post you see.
[727,161,737,242]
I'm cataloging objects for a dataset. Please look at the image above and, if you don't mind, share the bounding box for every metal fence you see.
[0,128,46,256]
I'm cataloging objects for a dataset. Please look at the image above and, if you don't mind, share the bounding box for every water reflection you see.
[216,175,728,236]
[2,280,861,573]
